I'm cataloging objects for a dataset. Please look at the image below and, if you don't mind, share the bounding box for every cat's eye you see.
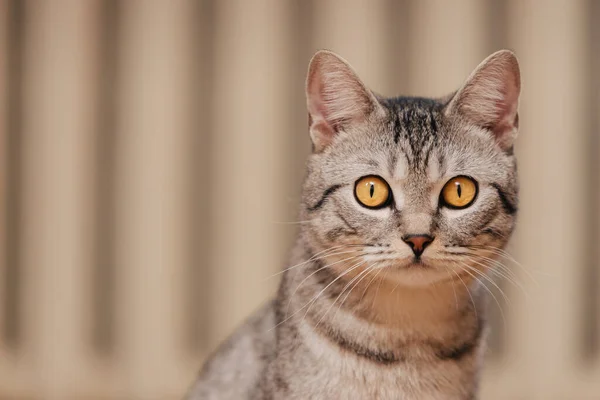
[441,176,478,209]
[354,175,391,209]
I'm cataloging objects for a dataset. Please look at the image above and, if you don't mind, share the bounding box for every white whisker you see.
[442,265,459,311]
[313,262,373,329]
[284,253,364,318]
[268,258,366,333]
[468,253,530,298]
[359,265,386,303]
[271,219,319,225]
[264,244,363,280]
[457,261,507,338]
[300,260,368,327]
[328,265,379,326]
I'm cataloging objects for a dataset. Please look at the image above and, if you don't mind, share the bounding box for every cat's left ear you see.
[445,50,521,151]
[306,50,383,152]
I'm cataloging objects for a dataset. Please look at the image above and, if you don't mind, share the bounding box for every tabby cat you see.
[188,49,520,400]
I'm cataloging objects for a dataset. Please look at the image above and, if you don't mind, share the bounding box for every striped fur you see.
[188,50,520,400]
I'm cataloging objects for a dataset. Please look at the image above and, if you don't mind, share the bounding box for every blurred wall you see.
[0,0,599,399]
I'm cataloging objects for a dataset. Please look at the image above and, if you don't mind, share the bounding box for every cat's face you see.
[302,51,520,287]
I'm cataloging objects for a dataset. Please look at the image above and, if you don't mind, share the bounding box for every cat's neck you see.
[356,272,484,329]
[282,244,486,376]
[287,240,485,338]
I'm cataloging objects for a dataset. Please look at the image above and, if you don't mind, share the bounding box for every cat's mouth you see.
[376,253,470,285]
[389,257,435,271]
[392,253,433,266]
[383,260,451,286]
[402,259,431,270]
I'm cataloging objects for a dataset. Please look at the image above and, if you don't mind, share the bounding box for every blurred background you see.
[0,0,599,399]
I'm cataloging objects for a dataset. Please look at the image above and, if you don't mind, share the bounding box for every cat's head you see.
[301,50,520,287]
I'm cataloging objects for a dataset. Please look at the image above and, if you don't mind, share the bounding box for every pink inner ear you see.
[305,51,380,151]
[311,119,335,146]
[449,51,520,150]
[314,94,335,129]
[307,69,334,129]
[452,56,520,152]
[306,72,337,149]
[492,79,519,134]
[307,80,338,140]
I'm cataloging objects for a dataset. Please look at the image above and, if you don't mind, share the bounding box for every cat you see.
[187,49,520,400]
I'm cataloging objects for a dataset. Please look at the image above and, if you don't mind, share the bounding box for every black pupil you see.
[370,183,375,198]
[456,182,462,198]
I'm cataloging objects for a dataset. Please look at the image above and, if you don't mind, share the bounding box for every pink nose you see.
[402,234,434,257]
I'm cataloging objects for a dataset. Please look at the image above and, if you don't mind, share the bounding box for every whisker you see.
[271,219,319,225]
[329,265,378,326]
[284,253,364,317]
[264,244,364,280]
[469,245,516,262]
[449,243,545,289]
[268,258,366,333]
[340,265,376,307]
[314,263,374,329]
[442,265,459,311]
[465,253,521,284]
[457,261,507,337]
[390,277,403,295]
[370,266,386,310]
[467,244,550,280]
[467,253,530,297]
[300,260,368,327]
[461,262,510,304]
[359,265,386,303]
[454,268,478,320]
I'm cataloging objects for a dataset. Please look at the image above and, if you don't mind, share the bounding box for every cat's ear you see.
[306,50,382,152]
[445,50,521,151]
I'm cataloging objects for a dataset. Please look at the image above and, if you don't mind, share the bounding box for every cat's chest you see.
[298,365,423,400]
[280,321,473,400]
[283,355,465,400]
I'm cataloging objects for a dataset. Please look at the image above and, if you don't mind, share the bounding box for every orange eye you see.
[441,176,478,209]
[354,176,391,209]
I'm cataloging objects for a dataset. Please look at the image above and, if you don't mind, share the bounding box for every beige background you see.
[0,0,599,399]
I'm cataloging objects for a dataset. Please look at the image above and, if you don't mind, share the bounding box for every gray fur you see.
[187,50,520,400]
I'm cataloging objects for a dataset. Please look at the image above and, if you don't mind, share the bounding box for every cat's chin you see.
[385,261,454,287]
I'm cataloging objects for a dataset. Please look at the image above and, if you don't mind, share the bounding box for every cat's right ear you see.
[306,51,382,152]
[444,50,521,151]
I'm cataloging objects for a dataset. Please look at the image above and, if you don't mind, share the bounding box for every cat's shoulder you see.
[186,300,276,399]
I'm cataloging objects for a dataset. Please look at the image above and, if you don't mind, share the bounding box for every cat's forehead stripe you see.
[384,99,443,174]
[426,153,441,182]
[393,151,408,180]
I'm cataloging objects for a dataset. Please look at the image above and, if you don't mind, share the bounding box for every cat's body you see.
[192,249,485,400]
[188,50,520,400]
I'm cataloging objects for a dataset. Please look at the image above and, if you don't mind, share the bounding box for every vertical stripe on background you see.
[590,0,600,387]
[92,0,119,358]
[312,0,393,94]
[583,0,600,366]
[386,0,412,95]
[2,0,24,354]
[112,1,197,398]
[17,1,101,398]
[486,0,509,51]
[208,0,293,346]
[281,0,312,226]
[0,0,9,357]
[187,0,215,356]
[406,0,488,97]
